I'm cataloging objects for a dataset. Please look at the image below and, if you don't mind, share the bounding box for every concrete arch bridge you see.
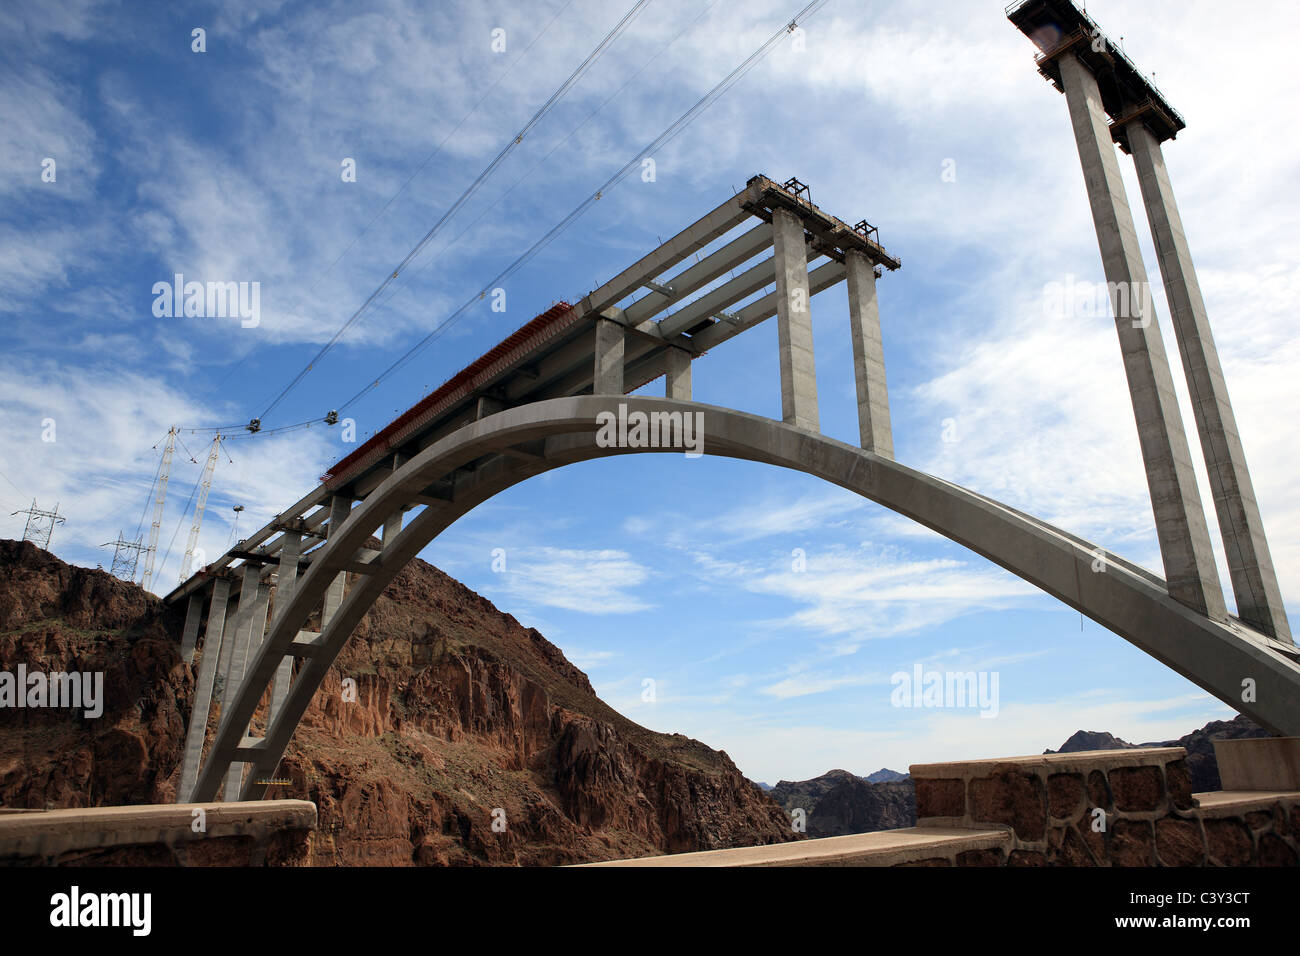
[165,170,1299,805]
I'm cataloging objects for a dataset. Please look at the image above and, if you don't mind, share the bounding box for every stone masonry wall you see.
[908,748,1299,867]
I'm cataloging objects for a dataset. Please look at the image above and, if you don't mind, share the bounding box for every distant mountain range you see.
[768,716,1270,837]
[768,770,915,837]
[1045,714,1270,793]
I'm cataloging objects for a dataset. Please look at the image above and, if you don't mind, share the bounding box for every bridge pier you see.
[845,249,893,457]
[267,531,302,726]
[179,593,203,664]
[771,206,820,431]
[178,574,230,801]
[665,347,691,401]
[1058,51,1225,621]
[321,496,352,624]
[594,316,625,395]
[219,565,265,800]
[1124,120,1290,642]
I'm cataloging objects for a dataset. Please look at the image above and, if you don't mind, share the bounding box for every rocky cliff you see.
[769,769,916,837]
[0,539,793,864]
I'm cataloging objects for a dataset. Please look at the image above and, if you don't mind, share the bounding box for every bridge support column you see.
[665,347,692,401]
[594,317,624,395]
[322,496,352,625]
[179,594,203,664]
[771,206,819,431]
[218,564,264,800]
[845,249,893,458]
[1125,120,1290,642]
[224,579,270,799]
[476,395,505,419]
[1058,52,1225,620]
[267,531,301,726]
[178,575,230,801]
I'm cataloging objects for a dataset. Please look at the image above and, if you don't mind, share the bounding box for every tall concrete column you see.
[322,496,352,626]
[1126,120,1290,642]
[268,531,302,725]
[665,347,692,401]
[594,317,624,395]
[179,576,230,801]
[224,578,270,800]
[179,594,203,664]
[771,206,819,431]
[382,511,403,548]
[216,564,262,799]
[1058,53,1225,620]
[845,250,893,458]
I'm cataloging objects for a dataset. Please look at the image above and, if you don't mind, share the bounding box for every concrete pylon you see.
[267,531,301,725]
[179,594,203,664]
[845,249,893,458]
[594,317,625,395]
[224,578,270,800]
[665,347,692,401]
[771,206,819,431]
[218,564,263,800]
[1058,53,1225,620]
[321,496,351,626]
[1125,120,1291,643]
[178,575,230,801]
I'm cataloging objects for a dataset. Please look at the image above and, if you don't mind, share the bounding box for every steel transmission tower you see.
[101,533,146,581]
[12,500,66,550]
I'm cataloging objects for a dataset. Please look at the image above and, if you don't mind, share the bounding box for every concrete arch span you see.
[191,396,1300,802]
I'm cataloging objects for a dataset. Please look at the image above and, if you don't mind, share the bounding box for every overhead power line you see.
[337,0,830,413]
[255,0,654,423]
[209,0,578,398]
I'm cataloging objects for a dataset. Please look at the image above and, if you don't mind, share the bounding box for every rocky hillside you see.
[769,769,916,837]
[1046,715,1272,793]
[0,539,794,864]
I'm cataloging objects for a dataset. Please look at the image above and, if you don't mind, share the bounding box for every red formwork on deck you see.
[321,301,579,489]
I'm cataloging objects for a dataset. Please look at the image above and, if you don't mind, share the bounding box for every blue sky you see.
[3,0,1298,783]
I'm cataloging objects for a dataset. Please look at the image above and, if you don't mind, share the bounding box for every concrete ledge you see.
[0,801,317,866]
[910,748,1186,778]
[574,827,1011,868]
[1214,737,1300,791]
[1193,790,1300,814]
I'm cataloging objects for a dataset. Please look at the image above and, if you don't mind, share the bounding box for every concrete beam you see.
[845,249,894,458]
[653,243,819,340]
[583,192,753,314]
[1059,53,1225,620]
[691,260,847,352]
[771,206,820,431]
[624,223,774,325]
[1126,120,1290,643]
